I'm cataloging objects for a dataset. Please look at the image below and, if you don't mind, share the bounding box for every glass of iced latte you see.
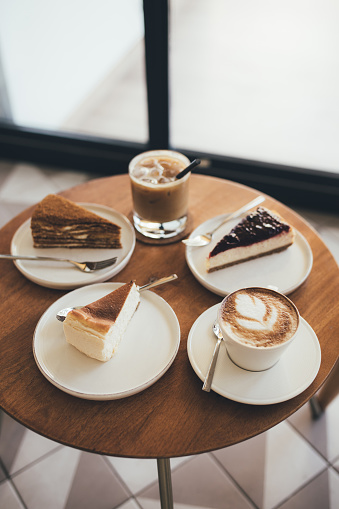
[129,150,191,240]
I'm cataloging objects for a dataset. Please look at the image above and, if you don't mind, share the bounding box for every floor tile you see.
[0,163,90,205]
[137,453,254,509]
[0,162,93,229]
[42,167,92,193]
[119,498,142,509]
[106,456,159,495]
[278,468,339,509]
[0,161,15,188]
[12,446,80,509]
[0,413,59,475]
[106,456,191,495]
[12,447,130,509]
[0,164,58,204]
[64,454,130,509]
[294,207,339,264]
[293,207,325,231]
[0,480,24,509]
[0,462,6,483]
[288,396,339,463]
[294,207,339,231]
[0,201,30,228]
[212,421,327,509]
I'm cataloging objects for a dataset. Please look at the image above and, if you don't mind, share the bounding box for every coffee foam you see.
[220,288,299,347]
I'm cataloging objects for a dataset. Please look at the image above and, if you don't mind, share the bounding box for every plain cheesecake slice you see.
[63,282,140,361]
[31,194,122,248]
[206,207,295,273]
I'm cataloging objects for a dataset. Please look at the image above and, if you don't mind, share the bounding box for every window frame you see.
[0,0,338,212]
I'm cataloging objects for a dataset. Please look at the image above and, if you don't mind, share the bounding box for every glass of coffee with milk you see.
[218,287,300,371]
[128,150,191,241]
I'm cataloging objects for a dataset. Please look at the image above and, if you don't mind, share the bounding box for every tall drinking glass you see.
[129,150,191,240]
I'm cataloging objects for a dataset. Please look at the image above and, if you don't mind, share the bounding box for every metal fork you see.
[182,195,265,247]
[0,254,118,273]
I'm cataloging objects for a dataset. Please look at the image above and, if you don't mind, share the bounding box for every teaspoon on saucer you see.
[202,321,224,392]
[55,274,178,322]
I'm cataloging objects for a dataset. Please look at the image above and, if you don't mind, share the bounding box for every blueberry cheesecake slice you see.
[206,207,295,272]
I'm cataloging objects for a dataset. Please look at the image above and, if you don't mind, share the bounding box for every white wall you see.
[0,0,144,129]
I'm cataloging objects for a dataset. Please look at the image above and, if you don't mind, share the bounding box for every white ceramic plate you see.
[11,203,135,289]
[187,304,321,405]
[33,282,180,400]
[185,214,313,296]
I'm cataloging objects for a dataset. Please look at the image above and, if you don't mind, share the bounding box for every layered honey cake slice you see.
[31,194,122,248]
[206,207,295,272]
[63,282,140,361]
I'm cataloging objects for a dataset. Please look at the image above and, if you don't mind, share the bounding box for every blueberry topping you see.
[209,207,290,258]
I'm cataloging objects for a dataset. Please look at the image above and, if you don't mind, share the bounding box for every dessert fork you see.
[0,254,118,273]
[182,195,265,247]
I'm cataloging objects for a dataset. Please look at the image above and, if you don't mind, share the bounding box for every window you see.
[0,0,146,141]
[0,0,338,211]
[170,0,339,175]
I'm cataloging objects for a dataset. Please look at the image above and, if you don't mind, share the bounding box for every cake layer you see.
[63,282,140,362]
[207,232,294,272]
[31,194,122,249]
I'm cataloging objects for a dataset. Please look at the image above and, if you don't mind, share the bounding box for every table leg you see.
[157,458,173,509]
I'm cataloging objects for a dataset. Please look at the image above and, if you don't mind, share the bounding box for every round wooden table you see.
[0,174,338,508]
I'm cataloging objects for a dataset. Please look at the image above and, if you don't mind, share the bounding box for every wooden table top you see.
[0,174,338,459]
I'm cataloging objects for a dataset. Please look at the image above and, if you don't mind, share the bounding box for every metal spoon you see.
[56,274,178,322]
[182,195,265,247]
[202,321,224,392]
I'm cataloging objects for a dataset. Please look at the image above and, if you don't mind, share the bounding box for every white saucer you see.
[11,203,135,290]
[185,214,313,296]
[187,304,321,405]
[33,282,180,400]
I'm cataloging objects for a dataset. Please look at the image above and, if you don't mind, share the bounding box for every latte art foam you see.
[220,288,299,347]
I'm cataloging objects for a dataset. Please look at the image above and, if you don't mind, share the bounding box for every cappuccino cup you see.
[218,287,300,371]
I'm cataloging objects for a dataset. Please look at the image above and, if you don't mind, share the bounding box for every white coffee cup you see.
[217,287,300,371]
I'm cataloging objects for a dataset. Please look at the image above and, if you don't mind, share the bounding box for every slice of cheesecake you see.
[63,282,140,361]
[31,194,122,248]
[206,207,295,272]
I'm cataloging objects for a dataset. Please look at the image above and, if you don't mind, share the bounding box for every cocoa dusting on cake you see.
[209,207,291,258]
[80,282,135,324]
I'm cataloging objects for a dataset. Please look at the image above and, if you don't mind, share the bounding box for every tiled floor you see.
[0,160,338,508]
